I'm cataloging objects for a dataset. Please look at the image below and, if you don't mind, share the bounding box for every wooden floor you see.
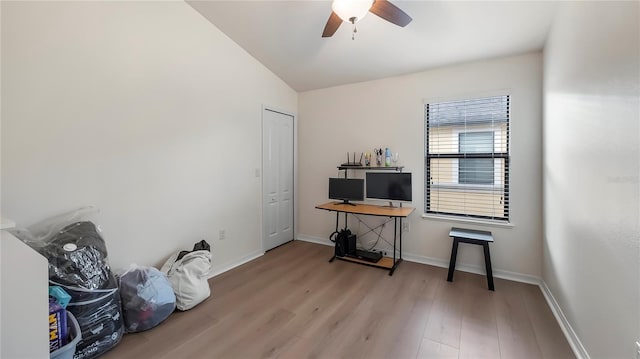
[102,241,574,359]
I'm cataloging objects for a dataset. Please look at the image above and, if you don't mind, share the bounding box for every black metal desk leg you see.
[388,218,401,275]
[329,212,340,262]
[388,217,404,276]
[447,238,459,282]
[392,218,397,267]
[389,217,399,276]
[399,218,402,259]
[483,242,495,291]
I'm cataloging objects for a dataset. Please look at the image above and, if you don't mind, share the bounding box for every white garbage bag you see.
[160,250,212,311]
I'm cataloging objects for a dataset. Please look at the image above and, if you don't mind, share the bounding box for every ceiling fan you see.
[322,0,412,38]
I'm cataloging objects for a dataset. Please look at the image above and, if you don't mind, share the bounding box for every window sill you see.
[421,213,514,228]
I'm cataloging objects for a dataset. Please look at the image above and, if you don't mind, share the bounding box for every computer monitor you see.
[366,172,412,203]
[328,178,364,205]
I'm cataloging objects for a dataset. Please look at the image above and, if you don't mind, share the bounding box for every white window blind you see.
[424,95,510,221]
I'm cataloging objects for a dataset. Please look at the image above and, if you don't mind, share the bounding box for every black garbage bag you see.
[38,219,124,358]
[54,277,124,359]
[10,207,124,359]
[45,221,111,290]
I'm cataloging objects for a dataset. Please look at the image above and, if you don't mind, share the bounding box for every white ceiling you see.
[187,1,558,92]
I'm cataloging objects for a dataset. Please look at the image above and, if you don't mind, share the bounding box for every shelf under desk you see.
[337,255,395,269]
[315,201,415,275]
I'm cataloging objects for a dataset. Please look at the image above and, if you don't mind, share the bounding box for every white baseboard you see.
[402,252,542,285]
[539,280,589,359]
[296,234,333,247]
[297,233,587,359]
[296,234,539,285]
[207,249,264,279]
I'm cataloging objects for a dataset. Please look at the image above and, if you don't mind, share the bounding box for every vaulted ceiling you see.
[188,1,558,92]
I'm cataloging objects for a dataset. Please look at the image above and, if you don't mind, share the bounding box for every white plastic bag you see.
[160,250,211,311]
[117,264,176,332]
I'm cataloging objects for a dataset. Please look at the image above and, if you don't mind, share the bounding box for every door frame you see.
[261,105,298,252]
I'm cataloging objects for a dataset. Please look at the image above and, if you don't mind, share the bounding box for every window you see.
[424,95,510,221]
[459,132,495,185]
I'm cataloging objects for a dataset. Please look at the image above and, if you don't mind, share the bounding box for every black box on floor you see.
[352,249,383,263]
[346,234,356,255]
[335,230,356,257]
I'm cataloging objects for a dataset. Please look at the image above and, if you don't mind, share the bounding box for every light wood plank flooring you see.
[102,240,574,359]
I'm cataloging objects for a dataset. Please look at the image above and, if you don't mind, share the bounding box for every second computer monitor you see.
[366,172,412,202]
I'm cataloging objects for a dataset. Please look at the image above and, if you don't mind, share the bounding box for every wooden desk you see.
[315,202,414,217]
[315,201,415,275]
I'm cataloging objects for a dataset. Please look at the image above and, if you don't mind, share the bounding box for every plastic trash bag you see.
[10,206,99,245]
[11,207,124,359]
[118,265,176,332]
[161,241,212,311]
[55,279,124,359]
[10,207,111,290]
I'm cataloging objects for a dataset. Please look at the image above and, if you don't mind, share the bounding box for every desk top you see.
[338,165,404,171]
[315,201,415,218]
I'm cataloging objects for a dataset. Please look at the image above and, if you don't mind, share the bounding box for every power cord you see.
[366,223,384,251]
[350,214,396,253]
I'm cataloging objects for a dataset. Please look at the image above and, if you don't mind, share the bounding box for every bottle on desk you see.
[385,148,391,167]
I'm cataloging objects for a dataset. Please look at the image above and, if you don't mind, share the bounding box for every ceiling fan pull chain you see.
[351,18,357,40]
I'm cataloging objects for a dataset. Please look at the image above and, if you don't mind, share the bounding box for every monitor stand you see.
[382,201,403,208]
[340,200,357,206]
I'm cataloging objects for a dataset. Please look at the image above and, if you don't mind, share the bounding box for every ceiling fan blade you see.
[369,0,412,27]
[322,11,342,37]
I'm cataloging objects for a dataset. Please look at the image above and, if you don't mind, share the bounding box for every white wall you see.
[1,1,297,272]
[1,230,49,359]
[298,53,543,279]
[543,2,639,358]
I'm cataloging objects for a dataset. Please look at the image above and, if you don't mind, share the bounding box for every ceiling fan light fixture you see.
[331,0,374,23]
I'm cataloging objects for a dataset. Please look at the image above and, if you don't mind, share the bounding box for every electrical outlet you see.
[402,221,410,233]
[219,229,226,240]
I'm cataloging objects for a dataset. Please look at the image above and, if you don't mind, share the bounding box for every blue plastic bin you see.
[51,312,81,359]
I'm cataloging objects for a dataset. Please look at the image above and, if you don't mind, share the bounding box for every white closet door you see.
[262,108,294,251]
